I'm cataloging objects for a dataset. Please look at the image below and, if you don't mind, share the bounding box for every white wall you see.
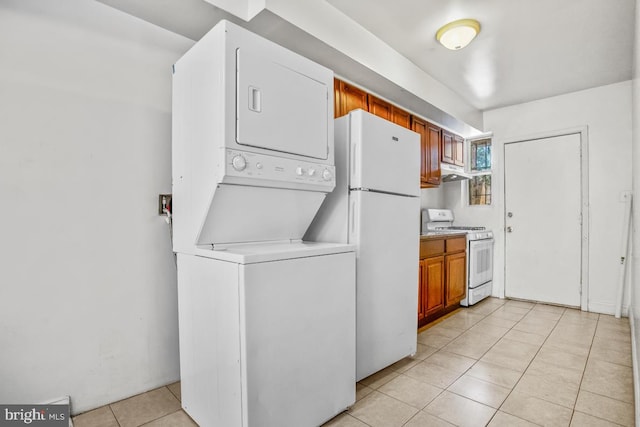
[0,0,192,413]
[630,0,640,423]
[448,82,633,314]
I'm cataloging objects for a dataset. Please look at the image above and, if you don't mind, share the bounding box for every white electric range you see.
[422,209,494,306]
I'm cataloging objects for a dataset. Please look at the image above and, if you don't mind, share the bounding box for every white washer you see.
[178,242,355,427]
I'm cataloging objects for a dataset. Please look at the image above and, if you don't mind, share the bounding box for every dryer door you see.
[236,48,329,160]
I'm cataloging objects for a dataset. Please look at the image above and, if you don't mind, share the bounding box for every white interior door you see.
[504,133,582,306]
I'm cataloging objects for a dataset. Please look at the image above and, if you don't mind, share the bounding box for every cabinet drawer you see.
[420,239,444,258]
[446,237,466,253]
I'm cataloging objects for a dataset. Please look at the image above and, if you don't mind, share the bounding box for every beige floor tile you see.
[348,391,418,427]
[424,391,496,427]
[73,406,119,427]
[439,312,486,330]
[532,303,566,314]
[403,411,455,427]
[447,374,511,408]
[597,314,631,330]
[322,413,370,427]
[141,410,196,427]
[574,390,634,427]
[356,383,374,401]
[503,329,546,346]
[512,318,557,336]
[543,336,592,356]
[501,391,573,426]
[110,387,181,427]
[167,382,181,401]
[489,307,529,322]
[525,310,563,322]
[513,371,579,408]
[359,366,399,389]
[560,309,599,324]
[570,411,624,426]
[389,357,421,373]
[466,361,523,389]
[488,411,540,427]
[425,350,476,374]
[504,300,536,309]
[581,359,634,403]
[478,315,519,329]
[533,345,588,371]
[589,336,632,367]
[468,321,511,339]
[480,338,540,372]
[378,374,443,409]
[404,360,463,389]
[525,359,584,386]
[413,343,439,360]
[442,331,500,359]
[417,326,465,348]
[595,322,631,343]
[467,301,501,316]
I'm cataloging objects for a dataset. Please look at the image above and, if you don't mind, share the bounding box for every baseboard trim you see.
[588,301,629,316]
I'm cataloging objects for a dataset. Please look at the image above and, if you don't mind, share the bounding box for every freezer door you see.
[349,190,420,380]
[236,48,329,160]
[349,110,420,196]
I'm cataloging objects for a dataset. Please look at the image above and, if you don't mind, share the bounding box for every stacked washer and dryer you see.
[171,21,356,427]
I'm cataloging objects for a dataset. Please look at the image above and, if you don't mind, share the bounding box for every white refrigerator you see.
[305,109,420,381]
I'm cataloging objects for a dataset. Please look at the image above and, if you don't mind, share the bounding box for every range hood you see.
[440,163,474,182]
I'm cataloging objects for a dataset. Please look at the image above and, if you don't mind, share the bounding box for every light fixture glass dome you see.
[436,19,481,50]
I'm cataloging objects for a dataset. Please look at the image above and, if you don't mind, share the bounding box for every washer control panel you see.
[224,150,336,189]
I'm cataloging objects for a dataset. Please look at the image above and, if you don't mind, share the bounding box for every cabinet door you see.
[335,80,368,118]
[426,123,442,185]
[454,134,464,166]
[391,106,411,129]
[442,130,454,164]
[368,95,392,121]
[411,117,428,186]
[424,256,445,317]
[445,252,466,308]
[418,260,425,322]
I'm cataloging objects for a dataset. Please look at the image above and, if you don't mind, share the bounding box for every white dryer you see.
[172,20,355,427]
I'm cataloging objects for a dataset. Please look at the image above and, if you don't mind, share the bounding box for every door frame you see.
[502,127,589,310]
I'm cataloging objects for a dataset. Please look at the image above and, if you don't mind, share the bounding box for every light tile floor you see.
[72,298,634,427]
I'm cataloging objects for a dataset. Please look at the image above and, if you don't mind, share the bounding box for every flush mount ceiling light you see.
[436,19,481,50]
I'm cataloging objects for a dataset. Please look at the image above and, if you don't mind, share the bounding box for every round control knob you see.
[308,168,316,176]
[296,166,304,176]
[231,155,247,171]
[256,162,263,170]
[322,169,333,181]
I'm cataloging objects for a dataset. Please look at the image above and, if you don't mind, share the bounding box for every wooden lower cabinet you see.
[418,236,467,327]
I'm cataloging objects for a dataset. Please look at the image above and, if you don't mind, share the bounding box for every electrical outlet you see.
[158,194,172,215]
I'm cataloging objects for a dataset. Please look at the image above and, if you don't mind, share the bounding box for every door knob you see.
[506,226,513,233]
[507,212,513,218]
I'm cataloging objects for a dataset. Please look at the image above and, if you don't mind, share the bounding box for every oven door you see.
[468,238,494,288]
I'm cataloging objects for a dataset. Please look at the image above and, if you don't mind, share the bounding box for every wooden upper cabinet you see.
[442,130,455,164]
[367,94,392,121]
[335,80,368,118]
[453,134,464,167]
[391,106,410,129]
[442,130,464,166]
[412,117,441,187]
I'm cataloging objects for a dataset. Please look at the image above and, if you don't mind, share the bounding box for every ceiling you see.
[329,0,635,110]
